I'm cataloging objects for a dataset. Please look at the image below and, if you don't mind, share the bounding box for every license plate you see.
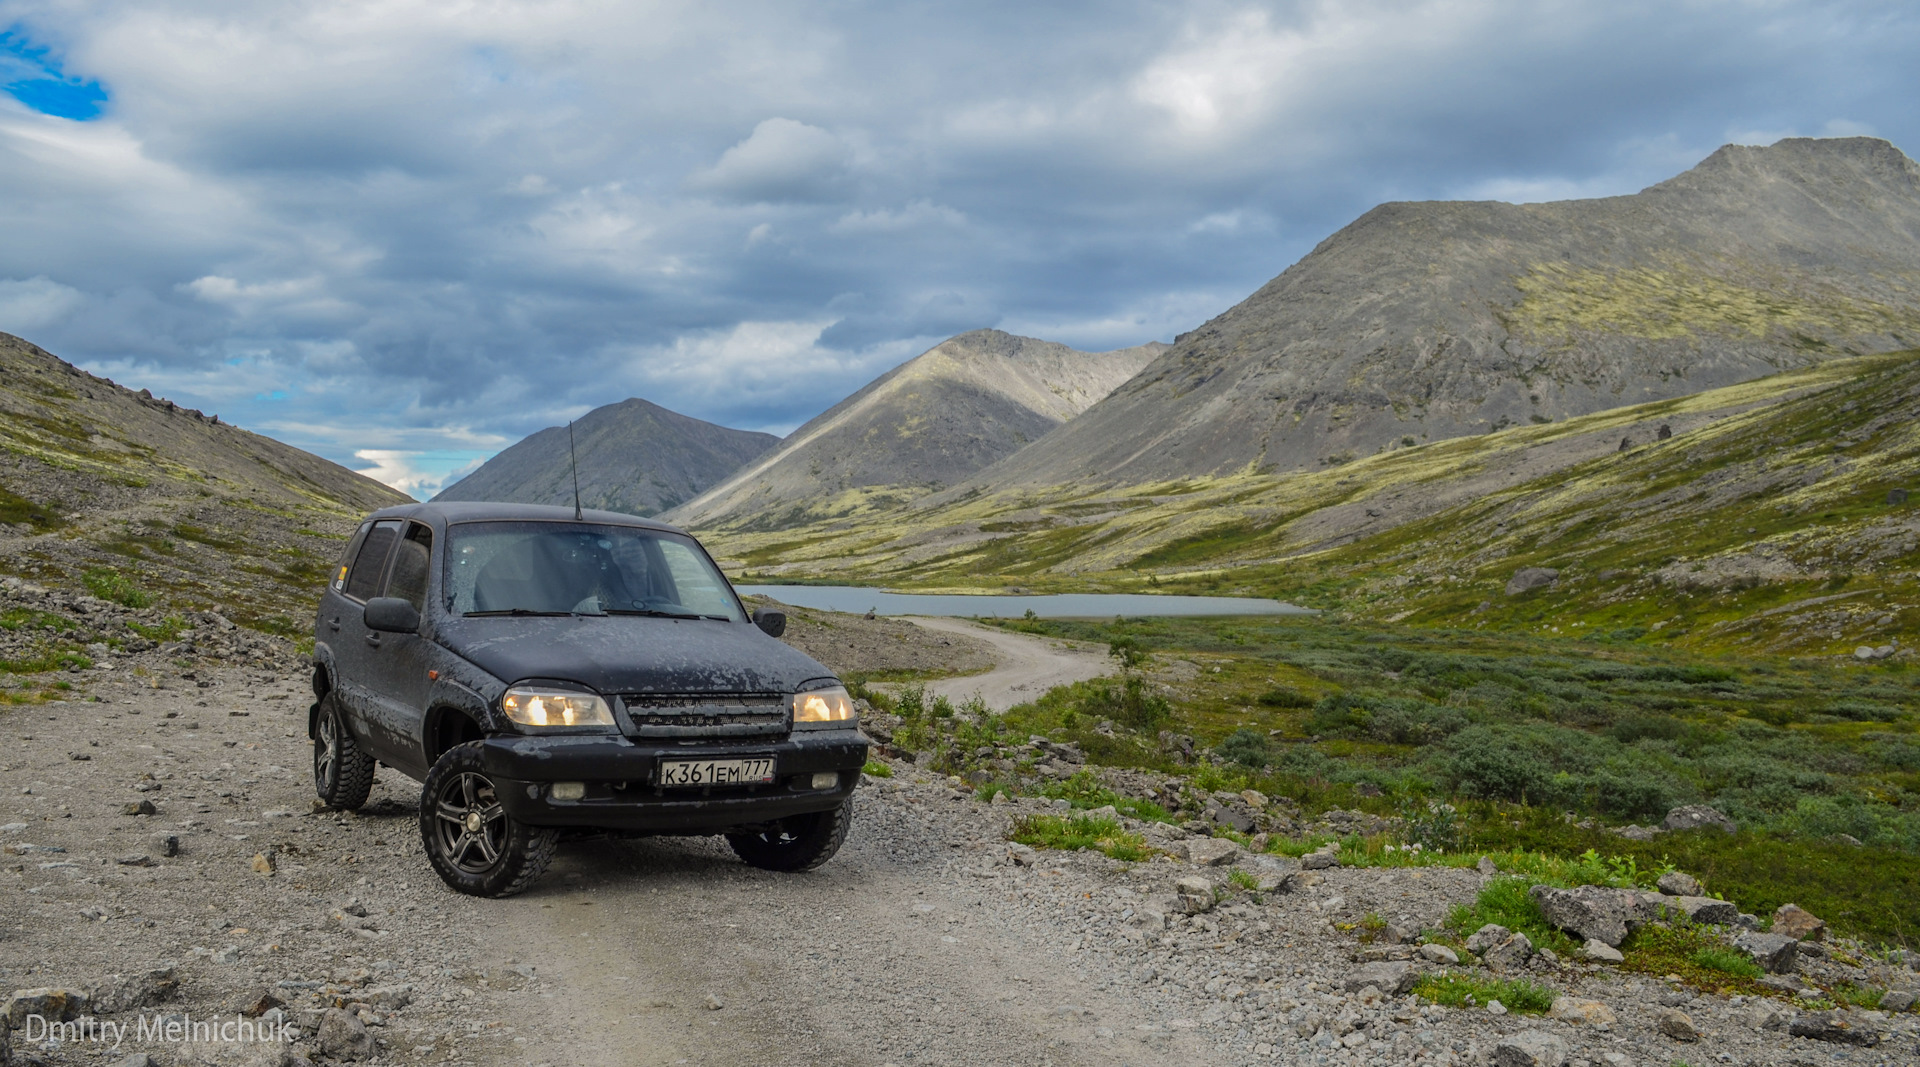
[658,757,774,787]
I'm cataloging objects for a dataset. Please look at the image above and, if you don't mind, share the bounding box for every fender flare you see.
[423,678,497,759]
[307,646,341,740]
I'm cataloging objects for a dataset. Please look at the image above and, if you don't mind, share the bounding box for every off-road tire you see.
[312,692,375,811]
[419,741,558,897]
[726,798,853,872]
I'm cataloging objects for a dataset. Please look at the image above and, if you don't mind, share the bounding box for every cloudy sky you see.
[2,1,1916,498]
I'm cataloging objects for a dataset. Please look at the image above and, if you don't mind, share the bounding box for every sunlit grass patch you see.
[1010,813,1153,862]
[1445,877,1579,956]
[861,759,893,778]
[1411,973,1556,1013]
[1617,922,1771,995]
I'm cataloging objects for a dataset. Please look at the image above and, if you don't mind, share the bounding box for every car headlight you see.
[502,686,615,731]
[792,684,857,730]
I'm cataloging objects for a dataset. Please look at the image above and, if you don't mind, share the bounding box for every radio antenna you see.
[568,419,584,520]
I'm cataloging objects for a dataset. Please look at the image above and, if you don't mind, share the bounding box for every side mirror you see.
[752,608,786,638]
[364,597,421,634]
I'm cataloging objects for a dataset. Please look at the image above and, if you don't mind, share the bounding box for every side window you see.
[343,520,401,602]
[384,523,433,611]
[332,522,372,593]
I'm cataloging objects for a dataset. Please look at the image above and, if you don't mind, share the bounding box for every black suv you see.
[308,502,866,896]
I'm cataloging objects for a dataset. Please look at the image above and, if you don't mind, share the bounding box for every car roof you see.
[360,500,688,534]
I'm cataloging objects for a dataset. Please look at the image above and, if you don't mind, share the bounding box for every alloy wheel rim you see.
[432,771,507,874]
[315,714,337,787]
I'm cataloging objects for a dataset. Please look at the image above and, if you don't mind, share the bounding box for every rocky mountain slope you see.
[0,332,409,633]
[667,329,1166,530]
[957,137,1920,493]
[701,346,1919,657]
[433,397,778,517]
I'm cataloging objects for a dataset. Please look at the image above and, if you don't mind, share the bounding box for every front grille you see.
[622,693,789,740]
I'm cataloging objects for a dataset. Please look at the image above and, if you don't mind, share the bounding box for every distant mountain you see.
[434,398,779,517]
[0,331,410,628]
[960,137,1920,493]
[667,329,1166,530]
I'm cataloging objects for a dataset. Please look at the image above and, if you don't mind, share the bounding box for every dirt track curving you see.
[903,617,1114,712]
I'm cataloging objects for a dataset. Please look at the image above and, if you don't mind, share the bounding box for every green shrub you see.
[861,759,893,778]
[1256,686,1313,708]
[1216,727,1272,768]
[1446,877,1576,954]
[1411,974,1556,1013]
[1690,945,1763,979]
[1010,814,1152,862]
[82,567,152,608]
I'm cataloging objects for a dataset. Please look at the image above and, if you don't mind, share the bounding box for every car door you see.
[331,519,403,745]
[360,520,436,776]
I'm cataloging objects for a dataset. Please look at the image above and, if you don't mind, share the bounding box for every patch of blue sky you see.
[1,29,108,120]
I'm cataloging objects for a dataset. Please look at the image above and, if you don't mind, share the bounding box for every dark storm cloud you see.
[0,0,1915,496]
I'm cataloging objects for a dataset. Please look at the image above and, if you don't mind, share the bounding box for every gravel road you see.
[904,618,1113,712]
[5,631,1917,1067]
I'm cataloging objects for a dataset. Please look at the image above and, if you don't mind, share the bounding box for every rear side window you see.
[331,523,372,593]
[385,523,434,611]
[344,520,402,602]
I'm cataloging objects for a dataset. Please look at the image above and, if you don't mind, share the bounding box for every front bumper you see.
[477,729,868,833]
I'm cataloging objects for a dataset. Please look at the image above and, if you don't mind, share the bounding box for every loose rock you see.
[1505,568,1560,596]
[1655,870,1702,896]
[1656,1008,1700,1041]
[316,1007,375,1060]
[1788,1010,1881,1046]
[1531,884,1632,946]
[1731,931,1799,974]
[1581,938,1625,963]
[1661,804,1735,833]
[1491,1029,1567,1067]
[1343,961,1418,996]
[4,987,90,1027]
[1182,837,1241,867]
[1548,997,1617,1026]
[1771,902,1826,941]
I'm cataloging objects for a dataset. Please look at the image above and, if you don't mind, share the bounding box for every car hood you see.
[433,615,835,696]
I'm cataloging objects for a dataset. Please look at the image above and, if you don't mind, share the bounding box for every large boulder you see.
[1491,1030,1567,1067]
[89,968,178,1013]
[316,1008,376,1061]
[1671,896,1740,925]
[4,987,90,1028]
[1662,805,1735,833]
[1173,875,1215,914]
[1483,932,1535,972]
[1505,568,1560,596]
[1530,885,1632,946]
[1548,997,1617,1026]
[1772,903,1827,941]
[1655,871,1703,896]
[1789,1010,1882,1046]
[1182,837,1242,867]
[1465,924,1512,954]
[1344,961,1419,996]
[1732,931,1800,974]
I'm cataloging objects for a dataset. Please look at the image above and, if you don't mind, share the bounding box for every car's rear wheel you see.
[420,741,558,897]
[312,692,375,811]
[726,798,853,872]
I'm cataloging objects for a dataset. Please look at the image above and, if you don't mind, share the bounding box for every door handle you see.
[365,633,382,648]
[328,616,341,631]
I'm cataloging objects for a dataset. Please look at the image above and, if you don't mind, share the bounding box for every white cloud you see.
[831,201,966,233]
[686,118,853,203]
[353,449,493,501]
[0,276,85,333]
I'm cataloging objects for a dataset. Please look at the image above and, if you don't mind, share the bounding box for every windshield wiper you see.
[463,609,573,617]
[604,608,705,620]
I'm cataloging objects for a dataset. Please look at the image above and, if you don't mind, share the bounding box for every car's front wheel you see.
[419,741,558,897]
[312,692,375,811]
[726,798,853,872]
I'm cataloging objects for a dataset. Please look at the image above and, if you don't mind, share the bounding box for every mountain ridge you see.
[433,397,778,517]
[667,328,1166,530]
[939,137,1920,498]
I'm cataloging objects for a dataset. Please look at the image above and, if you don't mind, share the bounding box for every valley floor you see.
[4,640,1917,1066]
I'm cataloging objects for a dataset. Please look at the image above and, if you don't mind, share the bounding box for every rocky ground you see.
[3,583,1918,1067]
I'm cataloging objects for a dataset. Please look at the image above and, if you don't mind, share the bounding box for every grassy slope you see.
[700,350,1920,657]
[0,335,409,633]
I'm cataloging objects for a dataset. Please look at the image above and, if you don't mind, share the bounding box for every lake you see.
[735,585,1312,619]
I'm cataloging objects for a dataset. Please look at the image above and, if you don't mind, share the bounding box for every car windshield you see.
[444,521,744,622]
